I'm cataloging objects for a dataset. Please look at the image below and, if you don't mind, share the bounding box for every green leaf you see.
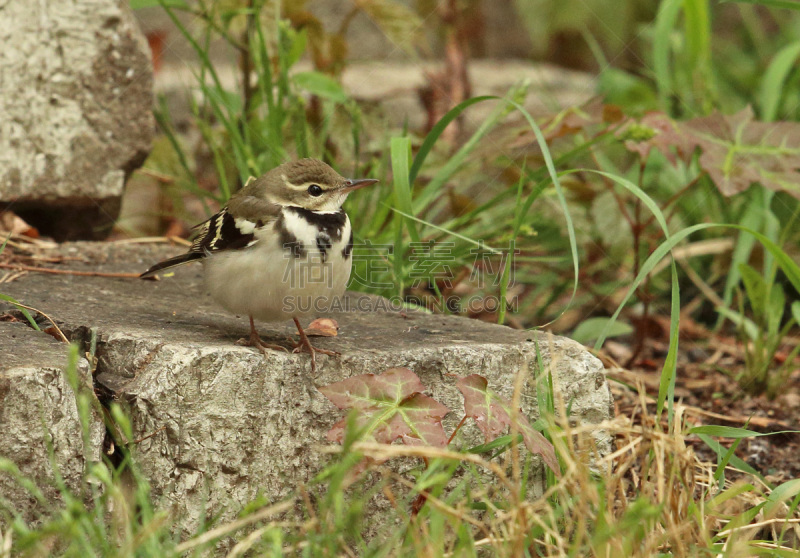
[571,317,633,345]
[738,263,766,318]
[715,306,759,341]
[791,301,800,325]
[767,282,785,336]
[286,28,308,69]
[292,72,348,103]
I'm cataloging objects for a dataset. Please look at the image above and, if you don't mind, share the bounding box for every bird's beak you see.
[341,178,379,194]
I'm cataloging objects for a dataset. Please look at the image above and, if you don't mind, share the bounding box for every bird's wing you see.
[190,199,280,254]
[140,199,280,278]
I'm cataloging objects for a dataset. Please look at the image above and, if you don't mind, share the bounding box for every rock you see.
[0,323,105,525]
[0,0,155,240]
[0,241,613,537]
[152,58,593,133]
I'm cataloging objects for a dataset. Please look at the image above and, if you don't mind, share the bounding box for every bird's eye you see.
[307,184,323,197]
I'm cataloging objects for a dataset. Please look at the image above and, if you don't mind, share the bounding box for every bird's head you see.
[258,159,378,213]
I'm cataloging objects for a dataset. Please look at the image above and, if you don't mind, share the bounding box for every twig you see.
[111,235,191,247]
[133,426,167,445]
[446,415,468,446]
[134,168,175,184]
[676,258,726,308]
[4,301,68,343]
[0,263,142,279]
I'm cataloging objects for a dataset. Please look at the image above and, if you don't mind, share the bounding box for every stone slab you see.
[0,323,104,525]
[0,241,612,536]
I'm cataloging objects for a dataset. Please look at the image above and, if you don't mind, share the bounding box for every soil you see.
[602,332,800,485]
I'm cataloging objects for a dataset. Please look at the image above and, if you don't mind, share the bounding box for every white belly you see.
[203,215,352,323]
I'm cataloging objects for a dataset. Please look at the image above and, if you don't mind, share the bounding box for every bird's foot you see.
[291,341,340,357]
[237,332,289,354]
[292,317,340,372]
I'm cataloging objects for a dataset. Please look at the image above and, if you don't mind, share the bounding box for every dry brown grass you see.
[271,395,800,557]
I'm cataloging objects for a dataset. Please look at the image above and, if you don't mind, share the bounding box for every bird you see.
[141,159,378,371]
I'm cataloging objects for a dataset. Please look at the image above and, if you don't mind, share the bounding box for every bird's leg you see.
[237,316,289,353]
[291,317,340,371]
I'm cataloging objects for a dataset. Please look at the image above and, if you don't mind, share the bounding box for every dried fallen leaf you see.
[0,210,39,238]
[305,318,339,337]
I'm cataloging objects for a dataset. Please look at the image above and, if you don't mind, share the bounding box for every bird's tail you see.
[140,252,204,278]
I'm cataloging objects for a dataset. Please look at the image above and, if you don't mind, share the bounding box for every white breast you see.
[203,211,352,323]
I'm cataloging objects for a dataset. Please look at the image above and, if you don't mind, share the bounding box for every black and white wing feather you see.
[140,199,274,278]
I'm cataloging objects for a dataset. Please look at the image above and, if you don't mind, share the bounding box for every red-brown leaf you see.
[623,107,800,198]
[320,368,450,447]
[455,374,560,475]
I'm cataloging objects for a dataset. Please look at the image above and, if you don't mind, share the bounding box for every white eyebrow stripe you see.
[280,173,308,190]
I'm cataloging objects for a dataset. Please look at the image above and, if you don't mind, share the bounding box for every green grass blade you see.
[766,478,800,515]
[413,89,524,214]
[559,169,680,425]
[390,137,419,244]
[759,41,800,121]
[653,0,683,109]
[160,1,228,117]
[658,261,680,425]
[387,207,501,253]
[716,192,763,329]
[695,433,766,483]
[408,95,495,185]
[594,222,800,349]
[689,425,800,438]
[506,100,580,323]
[683,0,711,71]
[726,0,800,10]
[0,294,41,331]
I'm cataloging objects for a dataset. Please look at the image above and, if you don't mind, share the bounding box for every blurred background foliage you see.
[127,0,800,397]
